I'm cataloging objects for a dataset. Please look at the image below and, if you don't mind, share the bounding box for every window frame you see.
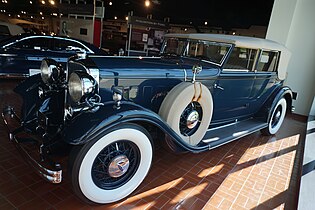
[222,46,259,73]
[3,36,53,51]
[52,37,93,53]
[255,49,280,73]
[161,38,232,66]
[183,39,232,66]
[183,39,233,66]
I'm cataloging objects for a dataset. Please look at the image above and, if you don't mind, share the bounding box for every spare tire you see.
[159,82,213,146]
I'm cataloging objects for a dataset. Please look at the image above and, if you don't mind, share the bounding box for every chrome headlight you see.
[68,72,97,103]
[40,59,62,84]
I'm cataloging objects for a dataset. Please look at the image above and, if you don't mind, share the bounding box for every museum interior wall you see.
[266,0,315,116]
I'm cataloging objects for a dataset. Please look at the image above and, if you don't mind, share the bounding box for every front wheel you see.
[261,98,287,135]
[70,124,153,204]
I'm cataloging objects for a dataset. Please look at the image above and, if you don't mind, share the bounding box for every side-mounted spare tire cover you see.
[159,82,213,146]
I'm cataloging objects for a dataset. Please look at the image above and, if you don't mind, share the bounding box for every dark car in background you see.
[2,34,295,204]
[0,34,107,78]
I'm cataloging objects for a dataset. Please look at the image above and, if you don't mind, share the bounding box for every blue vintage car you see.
[0,34,106,78]
[2,34,295,204]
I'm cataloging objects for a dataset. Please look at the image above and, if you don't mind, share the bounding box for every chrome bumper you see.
[2,106,62,184]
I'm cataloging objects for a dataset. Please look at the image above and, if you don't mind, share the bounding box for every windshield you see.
[161,38,187,56]
[161,38,231,65]
[186,41,230,65]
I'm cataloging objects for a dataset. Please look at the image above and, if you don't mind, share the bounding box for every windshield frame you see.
[161,37,232,66]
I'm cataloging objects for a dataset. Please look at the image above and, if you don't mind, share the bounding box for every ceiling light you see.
[145,0,150,7]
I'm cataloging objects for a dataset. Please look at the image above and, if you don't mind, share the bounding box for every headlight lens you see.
[40,60,51,83]
[40,59,61,84]
[69,72,96,103]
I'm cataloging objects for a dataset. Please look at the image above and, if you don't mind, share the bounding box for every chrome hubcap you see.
[186,110,199,129]
[108,155,130,178]
[275,111,281,119]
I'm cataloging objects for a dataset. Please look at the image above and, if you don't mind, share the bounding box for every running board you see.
[202,119,268,149]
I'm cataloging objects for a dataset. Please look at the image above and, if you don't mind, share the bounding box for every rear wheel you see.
[69,124,153,204]
[261,98,287,135]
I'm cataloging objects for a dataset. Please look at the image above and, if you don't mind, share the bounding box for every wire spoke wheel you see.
[70,124,153,204]
[271,106,282,129]
[261,97,287,136]
[91,140,140,190]
[179,101,203,136]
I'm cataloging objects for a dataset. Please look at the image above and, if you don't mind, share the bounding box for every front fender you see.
[62,101,210,153]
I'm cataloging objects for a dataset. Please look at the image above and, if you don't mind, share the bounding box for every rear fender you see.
[255,86,293,122]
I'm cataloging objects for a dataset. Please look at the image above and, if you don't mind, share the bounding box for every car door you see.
[211,47,258,122]
[250,50,280,113]
[0,36,53,76]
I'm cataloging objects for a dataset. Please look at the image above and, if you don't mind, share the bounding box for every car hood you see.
[88,56,220,79]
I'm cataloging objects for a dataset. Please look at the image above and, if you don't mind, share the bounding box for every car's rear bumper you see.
[1,106,62,184]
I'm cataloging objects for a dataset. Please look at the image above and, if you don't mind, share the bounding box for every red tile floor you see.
[0,79,305,210]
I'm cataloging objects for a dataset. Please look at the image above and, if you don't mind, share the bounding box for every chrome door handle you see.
[214,83,224,91]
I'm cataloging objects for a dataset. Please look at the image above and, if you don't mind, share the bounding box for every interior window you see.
[9,37,50,50]
[256,50,279,72]
[186,41,230,64]
[224,47,257,70]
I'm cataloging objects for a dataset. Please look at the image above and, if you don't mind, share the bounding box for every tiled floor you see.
[0,79,305,210]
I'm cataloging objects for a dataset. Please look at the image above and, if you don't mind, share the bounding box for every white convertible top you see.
[164,33,291,80]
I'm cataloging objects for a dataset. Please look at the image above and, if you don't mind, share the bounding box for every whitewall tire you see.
[159,82,213,146]
[261,98,287,135]
[70,124,153,204]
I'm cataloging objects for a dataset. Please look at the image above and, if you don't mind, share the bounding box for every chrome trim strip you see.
[2,35,94,54]
[222,69,250,72]
[207,121,238,132]
[203,123,268,149]
[0,73,27,78]
[89,55,162,59]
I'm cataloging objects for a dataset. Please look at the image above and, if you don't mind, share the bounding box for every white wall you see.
[266,0,315,116]
[310,97,315,115]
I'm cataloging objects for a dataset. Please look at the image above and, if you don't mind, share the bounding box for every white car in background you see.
[0,21,25,39]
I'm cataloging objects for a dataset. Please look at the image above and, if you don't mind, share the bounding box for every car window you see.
[0,25,10,35]
[224,47,258,70]
[186,41,230,65]
[53,39,87,53]
[256,50,279,72]
[161,38,187,56]
[8,37,51,50]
